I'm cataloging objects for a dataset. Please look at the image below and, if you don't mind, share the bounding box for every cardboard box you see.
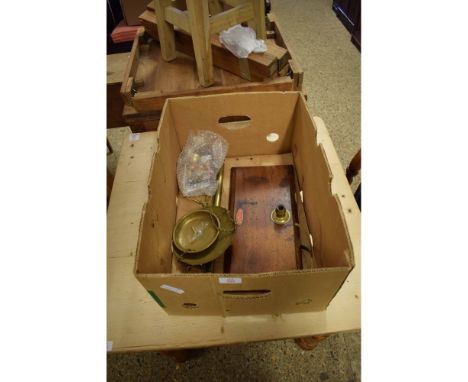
[134,92,359,316]
[120,0,148,26]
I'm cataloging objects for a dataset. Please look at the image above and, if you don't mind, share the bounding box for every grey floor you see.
[107,0,361,380]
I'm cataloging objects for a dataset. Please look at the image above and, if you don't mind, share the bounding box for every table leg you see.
[294,335,329,351]
[159,349,192,363]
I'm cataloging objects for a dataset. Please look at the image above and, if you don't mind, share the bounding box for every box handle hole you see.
[182,303,199,309]
[218,115,251,130]
[222,290,271,299]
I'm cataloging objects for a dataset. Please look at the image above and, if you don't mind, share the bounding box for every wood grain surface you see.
[228,165,299,273]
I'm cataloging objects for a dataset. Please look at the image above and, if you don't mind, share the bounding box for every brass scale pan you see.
[172,167,235,266]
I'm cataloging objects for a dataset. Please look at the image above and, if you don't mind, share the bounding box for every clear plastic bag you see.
[177,130,228,197]
[219,24,267,58]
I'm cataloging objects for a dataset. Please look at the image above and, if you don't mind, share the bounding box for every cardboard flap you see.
[292,97,354,268]
[166,92,300,157]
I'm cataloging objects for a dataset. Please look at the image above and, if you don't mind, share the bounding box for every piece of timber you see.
[139,9,287,80]
[227,165,301,273]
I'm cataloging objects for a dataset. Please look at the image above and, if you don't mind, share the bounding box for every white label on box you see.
[129,133,140,141]
[218,277,242,284]
[160,284,185,295]
[107,341,113,352]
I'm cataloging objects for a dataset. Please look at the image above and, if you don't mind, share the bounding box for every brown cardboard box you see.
[134,92,360,316]
[120,0,148,26]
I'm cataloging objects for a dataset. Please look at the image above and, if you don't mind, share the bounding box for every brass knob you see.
[271,204,291,225]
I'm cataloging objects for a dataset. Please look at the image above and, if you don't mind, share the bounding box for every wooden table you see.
[107,124,361,353]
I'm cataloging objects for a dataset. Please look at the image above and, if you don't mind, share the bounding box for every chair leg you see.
[186,0,214,87]
[154,0,177,61]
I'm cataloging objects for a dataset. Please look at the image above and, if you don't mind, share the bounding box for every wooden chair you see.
[153,0,266,87]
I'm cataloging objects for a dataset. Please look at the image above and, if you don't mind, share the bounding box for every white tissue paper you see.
[219,24,267,58]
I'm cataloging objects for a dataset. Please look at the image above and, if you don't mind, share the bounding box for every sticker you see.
[235,208,243,225]
[219,277,242,284]
[129,133,140,141]
[160,284,185,295]
[107,341,113,352]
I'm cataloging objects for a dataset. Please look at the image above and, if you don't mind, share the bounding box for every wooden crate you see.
[120,14,303,113]
[140,5,286,81]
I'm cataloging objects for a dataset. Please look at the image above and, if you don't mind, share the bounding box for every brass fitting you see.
[271,204,291,225]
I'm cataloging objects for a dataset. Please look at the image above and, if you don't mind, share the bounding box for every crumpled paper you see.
[219,24,267,58]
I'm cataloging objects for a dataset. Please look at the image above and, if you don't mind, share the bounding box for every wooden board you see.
[227,165,299,273]
[107,128,361,352]
[213,153,295,273]
[212,154,315,273]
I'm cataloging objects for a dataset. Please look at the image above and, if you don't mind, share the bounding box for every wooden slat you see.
[210,3,254,34]
[147,0,186,11]
[221,0,244,7]
[164,6,190,33]
[208,0,224,15]
[211,35,277,79]
[132,77,293,112]
[119,28,144,105]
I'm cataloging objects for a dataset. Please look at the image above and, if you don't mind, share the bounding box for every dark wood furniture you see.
[346,149,361,209]
[332,0,361,51]
[227,165,300,273]
[346,149,361,184]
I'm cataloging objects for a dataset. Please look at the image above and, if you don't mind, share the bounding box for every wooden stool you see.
[153,0,266,87]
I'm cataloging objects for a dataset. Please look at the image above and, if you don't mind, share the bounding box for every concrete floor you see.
[107,0,360,380]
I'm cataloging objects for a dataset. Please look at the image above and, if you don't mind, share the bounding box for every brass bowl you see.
[173,206,236,265]
[173,209,221,253]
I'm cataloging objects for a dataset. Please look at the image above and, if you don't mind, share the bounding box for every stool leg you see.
[186,0,214,87]
[154,0,177,61]
[250,0,266,39]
